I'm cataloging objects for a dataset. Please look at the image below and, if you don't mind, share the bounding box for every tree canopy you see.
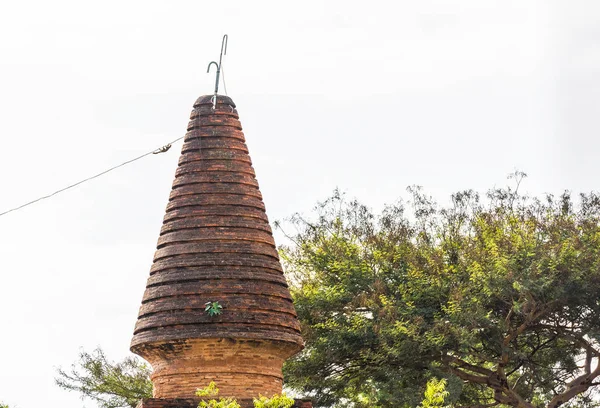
[281,175,600,408]
[53,175,600,408]
[55,348,152,408]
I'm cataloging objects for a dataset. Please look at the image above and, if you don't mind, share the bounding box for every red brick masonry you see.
[131,95,304,400]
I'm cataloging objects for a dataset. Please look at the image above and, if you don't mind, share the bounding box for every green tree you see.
[253,393,295,408]
[196,382,241,408]
[55,347,152,408]
[420,378,449,408]
[280,176,600,408]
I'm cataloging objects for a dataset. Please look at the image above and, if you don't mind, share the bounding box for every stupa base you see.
[136,398,312,408]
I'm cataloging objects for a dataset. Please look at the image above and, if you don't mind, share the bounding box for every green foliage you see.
[0,402,9,408]
[196,381,220,398]
[55,347,152,408]
[205,301,223,316]
[419,378,449,408]
[280,176,600,407]
[195,383,295,408]
[196,382,241,408]
[253,393,295,408]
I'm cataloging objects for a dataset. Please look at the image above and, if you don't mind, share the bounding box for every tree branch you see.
[547,355,600,408]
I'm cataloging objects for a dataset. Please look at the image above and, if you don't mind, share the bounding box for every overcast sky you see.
[1,1,599,407]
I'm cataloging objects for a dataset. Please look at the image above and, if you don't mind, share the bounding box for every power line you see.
[0,136,185,219]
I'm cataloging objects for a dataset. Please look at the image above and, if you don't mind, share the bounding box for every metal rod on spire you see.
[206,34,228,109]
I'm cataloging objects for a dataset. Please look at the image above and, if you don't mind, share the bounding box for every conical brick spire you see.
[131,95,304,401]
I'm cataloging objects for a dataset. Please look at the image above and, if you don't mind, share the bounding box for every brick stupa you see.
[131,95,309,408]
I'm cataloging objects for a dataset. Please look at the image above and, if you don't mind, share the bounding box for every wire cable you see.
[0,136,185,219]
[221,63,228,96]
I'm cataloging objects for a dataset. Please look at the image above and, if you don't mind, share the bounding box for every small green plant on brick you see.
[253,393,295,408]
[204,301,223,316]
[196,382,240,408]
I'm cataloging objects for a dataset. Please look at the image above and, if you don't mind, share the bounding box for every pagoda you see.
[131,95,309,407]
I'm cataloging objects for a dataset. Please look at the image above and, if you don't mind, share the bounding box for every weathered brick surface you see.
[131,95,304,400]
[134,338,299,398]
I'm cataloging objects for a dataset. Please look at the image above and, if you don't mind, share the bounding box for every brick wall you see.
[137,338,299,399]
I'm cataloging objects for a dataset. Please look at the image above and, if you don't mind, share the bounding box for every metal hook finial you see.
[206,34,228,109]
[219,34,228,66]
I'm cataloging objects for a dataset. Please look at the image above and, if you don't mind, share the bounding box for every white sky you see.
[0,1,599,407]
